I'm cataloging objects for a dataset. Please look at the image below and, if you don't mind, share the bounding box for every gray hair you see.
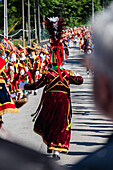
[93,3,113,85]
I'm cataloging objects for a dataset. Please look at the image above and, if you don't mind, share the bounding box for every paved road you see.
[3,42,113,169]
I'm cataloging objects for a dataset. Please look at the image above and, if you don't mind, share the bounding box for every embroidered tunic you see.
[24,68,83,153]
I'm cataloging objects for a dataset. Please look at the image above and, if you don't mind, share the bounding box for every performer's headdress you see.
[41,47,49,55]
[4,49,10,55]
[9,50,17,57]
[0,43,5,56]
[18,44,27,55]
[2,38,19,57]
[32,42,42,55]
[32,42,41,50]
[45,17,67,81]
[27,46,36,55]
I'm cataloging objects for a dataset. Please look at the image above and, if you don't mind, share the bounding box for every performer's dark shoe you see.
[22,95,27,98]
[53,154,60,160]
[47,148,52,153]
[28,91,32,95]
[14,97,28,108]
[34,92,37,95]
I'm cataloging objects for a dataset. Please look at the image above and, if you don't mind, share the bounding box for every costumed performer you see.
[24,17,83,160]
[27,47,42,95]
[0,57,19,128]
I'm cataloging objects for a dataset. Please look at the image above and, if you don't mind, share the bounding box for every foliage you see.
[0,0,108,35]
[100,0,113,7]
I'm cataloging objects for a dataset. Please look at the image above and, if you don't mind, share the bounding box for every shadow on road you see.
[66,58,83,66]
[69,46,80,50]
[70,141,105,146]
[74,122,113,129]
[75,117,112,122]
[71,91,92,95]
[75,122,113,126]
[68,151,90,156]
[85,134,112,138]
[71,128,113,133]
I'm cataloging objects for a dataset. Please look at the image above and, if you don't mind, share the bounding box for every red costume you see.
[25,67,83,152]
[24,17,83,158]
[0,57,19,127]
[6,53,20,95]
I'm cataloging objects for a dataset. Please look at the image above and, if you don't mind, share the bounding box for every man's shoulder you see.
[0,138,63,170]
[71,135,113,170]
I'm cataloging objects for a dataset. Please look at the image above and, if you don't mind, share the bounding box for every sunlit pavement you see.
[3,42,113,169]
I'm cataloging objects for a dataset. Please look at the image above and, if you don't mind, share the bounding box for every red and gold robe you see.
[24,68,83,153]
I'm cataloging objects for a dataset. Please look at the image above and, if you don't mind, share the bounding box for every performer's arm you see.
[24,75,46,90]
[69,70,83,85]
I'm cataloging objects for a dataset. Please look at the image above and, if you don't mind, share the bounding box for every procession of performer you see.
[0,19,94,160]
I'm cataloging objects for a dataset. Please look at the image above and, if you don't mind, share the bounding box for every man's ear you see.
[94,74,112,115]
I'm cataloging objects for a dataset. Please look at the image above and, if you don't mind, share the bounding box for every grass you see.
[12,39,37,47]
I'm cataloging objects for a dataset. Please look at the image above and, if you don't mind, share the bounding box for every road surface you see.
[3,42,113,169]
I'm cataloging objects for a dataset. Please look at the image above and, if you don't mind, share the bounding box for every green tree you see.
[75,0,102,25]
[0,0,104,38]
[40,0,102,26]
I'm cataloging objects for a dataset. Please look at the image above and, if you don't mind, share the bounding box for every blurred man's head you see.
[92,3,113,119]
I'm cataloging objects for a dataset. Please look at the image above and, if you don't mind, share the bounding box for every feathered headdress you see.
[2,38,19,56]
[18,44,27,55]
[45,17,65,43]
[45,17,67,81]
[32,42,41,50]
